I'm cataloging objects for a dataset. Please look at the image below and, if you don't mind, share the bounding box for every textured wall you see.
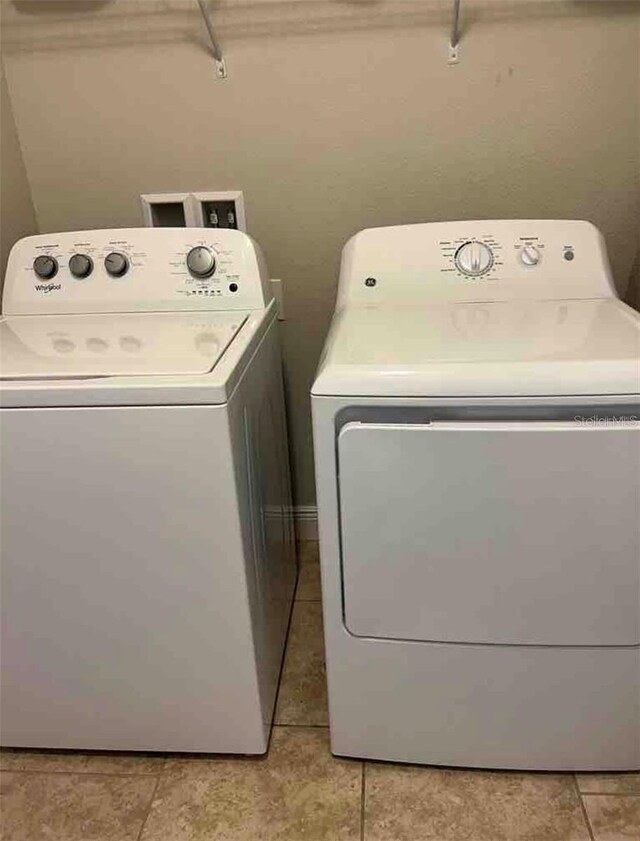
[0,63,37,286]
[626,249,640,311]
[2,0,639,503]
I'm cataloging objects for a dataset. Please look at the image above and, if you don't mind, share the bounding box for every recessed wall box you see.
[193,191,246,232]
[140,193,198,228]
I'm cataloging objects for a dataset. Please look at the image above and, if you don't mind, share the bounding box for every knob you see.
[69,253,93,279]
[33,255,58,279]
[520,244,541,267]
[454,241,494,277]
[104,252,129,277]
[186,246,216,278]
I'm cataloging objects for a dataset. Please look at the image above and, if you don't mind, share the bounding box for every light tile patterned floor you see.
[1,541,638,841]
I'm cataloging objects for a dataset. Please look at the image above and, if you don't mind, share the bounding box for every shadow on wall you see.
[3,0,640,54]
[625,250,640,312]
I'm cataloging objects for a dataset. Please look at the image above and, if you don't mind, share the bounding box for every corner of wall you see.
[1,61,38,289]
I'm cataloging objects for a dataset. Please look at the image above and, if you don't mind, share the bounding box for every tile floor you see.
[1,541,638,841]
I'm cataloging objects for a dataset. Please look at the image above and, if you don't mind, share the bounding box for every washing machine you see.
[312,220,640,771]
[0,228,296,754]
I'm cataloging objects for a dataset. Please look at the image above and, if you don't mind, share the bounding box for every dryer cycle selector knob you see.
[186,246,216,278]
[454,241,494,277]
[69,253,94,279]
[33,255,58,279]
[520,244,541,267]
[104,252,129,277]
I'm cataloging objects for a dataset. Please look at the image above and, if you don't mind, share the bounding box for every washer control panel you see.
[3,228,272,316]
[338,220,615,305]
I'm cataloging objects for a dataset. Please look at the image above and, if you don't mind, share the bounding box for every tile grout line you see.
[271,562,301,732]
[274,723,329,729]
[360,762,366,841]
[136,769,163,841]
[573,774,596,841]
[0,767,163,778]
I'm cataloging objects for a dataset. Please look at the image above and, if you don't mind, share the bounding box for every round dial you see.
[33,255,58,279]
[454,241,494,277]
[69,253,93,279]
[104,252,129,277]
[520,244,541,267]
[186,246,216,278]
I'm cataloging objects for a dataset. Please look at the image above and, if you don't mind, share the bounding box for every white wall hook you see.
[448,0,461,65]
[197,0,227,80]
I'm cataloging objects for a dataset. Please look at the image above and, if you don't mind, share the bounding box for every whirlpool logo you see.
[34,283,62,293]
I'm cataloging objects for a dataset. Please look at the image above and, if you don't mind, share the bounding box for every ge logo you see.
[364,277,377,287]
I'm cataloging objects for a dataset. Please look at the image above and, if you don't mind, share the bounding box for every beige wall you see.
[0,62,37,285]
[2,0,639,504]
[626,250,640,311]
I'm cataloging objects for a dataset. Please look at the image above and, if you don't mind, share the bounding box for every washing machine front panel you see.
[0,228,294,754]
[338,419,640,647]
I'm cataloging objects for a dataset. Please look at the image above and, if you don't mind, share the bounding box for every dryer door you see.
[338,420,640,647]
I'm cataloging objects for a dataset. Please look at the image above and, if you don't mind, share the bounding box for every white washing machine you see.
[312,220,640,771]
[0,228,296,754]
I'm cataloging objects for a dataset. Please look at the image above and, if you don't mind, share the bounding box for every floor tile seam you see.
[360,762,366,841]
[136,772,162,841]
[574,774,597,841]
[0,768,163,779]
[273,723,329,729]
[270,571,300,733]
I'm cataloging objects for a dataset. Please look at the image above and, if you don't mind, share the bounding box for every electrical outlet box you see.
[193,191,246,231]
[140,193,198,228]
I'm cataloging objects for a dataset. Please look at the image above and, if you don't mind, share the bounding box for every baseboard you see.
[293,505,318,541]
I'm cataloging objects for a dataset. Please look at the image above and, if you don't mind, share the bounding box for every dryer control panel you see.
[2,228,272,316]
[338,220,616,306]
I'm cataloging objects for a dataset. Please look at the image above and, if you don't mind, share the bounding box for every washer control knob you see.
[69,253,94,278]
[104,252,129,277]
[186,246,216,278]
[519,244,541,267]
[33,255,58,279]
[454,241,494,277]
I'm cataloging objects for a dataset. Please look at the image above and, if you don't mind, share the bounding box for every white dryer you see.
[1,228,296,754]
[312,220,640,771]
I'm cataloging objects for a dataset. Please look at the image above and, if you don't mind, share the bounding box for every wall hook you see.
[448,0,461,65]
[196,0,227,79]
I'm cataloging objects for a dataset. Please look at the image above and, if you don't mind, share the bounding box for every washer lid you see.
[312,298,640,397]
[0,311,248,380]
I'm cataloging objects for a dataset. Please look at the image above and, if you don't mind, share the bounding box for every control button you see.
[229,282,238,292]
[69,253,93,279]
[104,252,129,277]
[87,337,108,353]
[186,246,216,278]
[33,255,58,279]
[519,244,541,268]
[454,241,494,277]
